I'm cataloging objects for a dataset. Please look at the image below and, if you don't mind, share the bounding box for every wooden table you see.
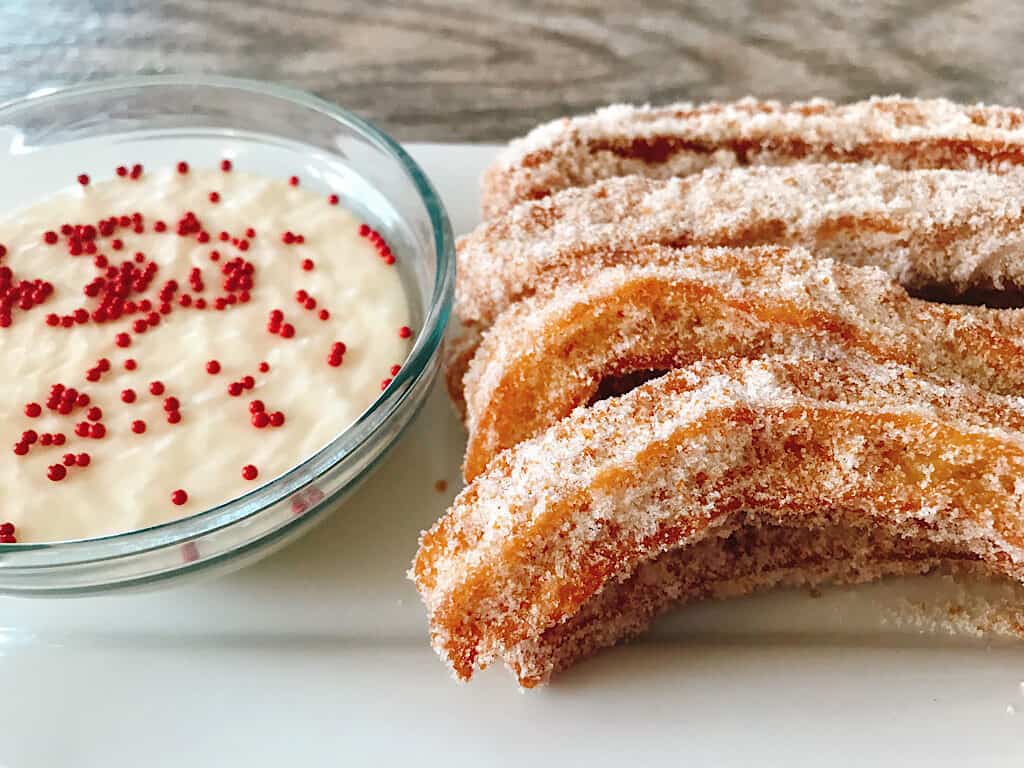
[1,1,1021,142]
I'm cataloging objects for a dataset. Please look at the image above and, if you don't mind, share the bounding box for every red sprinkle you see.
[163,396,180,412]
[167,411,182,424]
[116,165,128,177]
[12,442,28,456]
[53,433,66,446]
[149,381,165,396]
[76,452,91,467]
[380,378,392,390]
[131,420,146,434]
[115,333,131,348]
[280,323,295,339]
[86,406,103,421]
[302,259,314,271]
[220,159,232,172]
[90,423,106,439]
[177,161,189,174]
[170,489,188,506]
[77,174,90,186]
[241,375,255,390]
[241,464,259,481]
[63,453,77,467]
[289,175,299,186]
[43,231,59,245]
[251,412,270,428]
[124,358,138,371]
[21,430,38,445]
[258,361,270,373]
[249,400,265,413]
[269,411,285,427]
[318,309,330,321]
[40,433,53,446]
[328,194,339,205]
[227,382,243,397]
[390,364,401,376]
[24,402,41,418]
[398,326,412,339]
[209,191,220,203]
[206,360,221,375]
[47,464,67,482]
[121,388,137,403]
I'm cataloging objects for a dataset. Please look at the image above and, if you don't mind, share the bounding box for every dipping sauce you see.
[0,162,411,542]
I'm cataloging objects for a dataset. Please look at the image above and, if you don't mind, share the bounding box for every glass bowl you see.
[0,76,455,595]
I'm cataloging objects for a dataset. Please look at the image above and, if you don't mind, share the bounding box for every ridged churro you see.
[505,521,998,687]
[462,246,1024,480]
[482,97,1024,217]
[460,165,1024,329]
[414,356,1024,682]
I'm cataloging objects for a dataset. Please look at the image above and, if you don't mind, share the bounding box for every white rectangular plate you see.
[1,144,1022,766]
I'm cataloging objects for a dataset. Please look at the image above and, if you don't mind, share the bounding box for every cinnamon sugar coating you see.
[506,521,1003,687]
[462,246,1024,480]
[413,356,1024,683]
[460,164,1024,329]
[481,96,1024,217]
[424,97,1024,687]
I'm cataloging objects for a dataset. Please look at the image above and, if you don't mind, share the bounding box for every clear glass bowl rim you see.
[0,74,455,562]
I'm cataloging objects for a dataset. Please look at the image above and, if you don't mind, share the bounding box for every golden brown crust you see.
[461,246,1024,481]
[413,356,1024,681]
[482,97,1024,217]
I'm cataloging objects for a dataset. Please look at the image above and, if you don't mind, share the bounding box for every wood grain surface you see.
[1,0,1022,142]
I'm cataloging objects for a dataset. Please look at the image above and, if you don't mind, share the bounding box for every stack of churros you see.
[411,96,1024,686]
